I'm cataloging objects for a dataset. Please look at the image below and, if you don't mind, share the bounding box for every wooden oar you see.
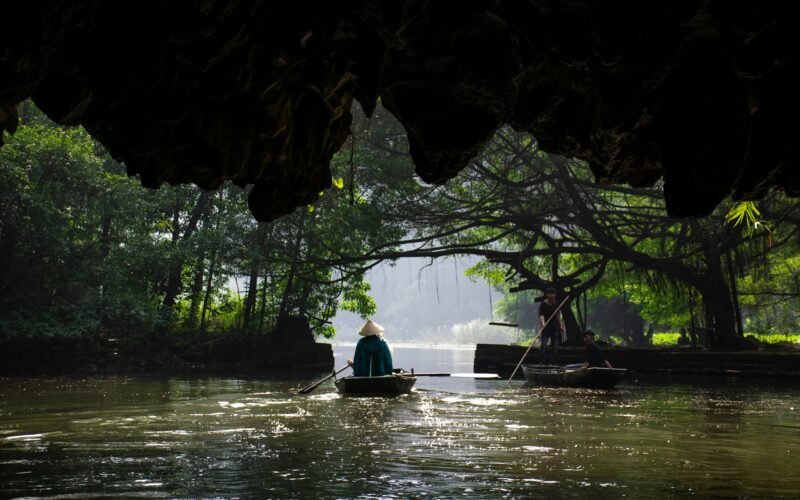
[412,372,501,379]
[507,295,570,384]
[297,364,350,394]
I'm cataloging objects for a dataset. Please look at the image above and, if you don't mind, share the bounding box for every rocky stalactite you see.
[1,1,797,220]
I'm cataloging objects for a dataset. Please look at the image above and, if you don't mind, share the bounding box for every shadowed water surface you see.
[1,346,798,498]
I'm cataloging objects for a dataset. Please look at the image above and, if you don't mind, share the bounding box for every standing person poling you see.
[347,320,394,376]
[581,330,613,368]
[538,287,565,365]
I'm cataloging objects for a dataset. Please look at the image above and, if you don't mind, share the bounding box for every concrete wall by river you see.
[474,344,800,380]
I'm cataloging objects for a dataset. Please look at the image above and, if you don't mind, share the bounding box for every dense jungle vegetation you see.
[1,103,798,349]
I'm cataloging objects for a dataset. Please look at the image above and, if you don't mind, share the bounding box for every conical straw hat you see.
[358,319,384,336]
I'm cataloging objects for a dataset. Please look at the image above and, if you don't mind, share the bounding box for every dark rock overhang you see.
[1,1,797,220]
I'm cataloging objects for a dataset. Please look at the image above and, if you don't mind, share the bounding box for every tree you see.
[2,101,798,350]
[317,114,799,348]
[0,115,167,339]
[0,103,410,342]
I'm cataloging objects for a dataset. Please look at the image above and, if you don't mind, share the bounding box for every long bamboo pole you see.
[507,295,570,384]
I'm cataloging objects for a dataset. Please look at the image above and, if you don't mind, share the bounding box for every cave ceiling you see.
[1,1,797,220]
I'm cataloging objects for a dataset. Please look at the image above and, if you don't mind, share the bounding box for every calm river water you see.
[1,345,799,499]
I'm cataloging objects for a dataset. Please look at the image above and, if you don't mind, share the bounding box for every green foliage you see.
[340,282,377,318]
[2,101,798,350]
[0,117,166,339]
[747,333,800,344]
[317,324,337,339]
[652,332,800,345]
[726,201,773,245]
[0,103,408,342]
[363,119,800,346]
[651,333,681,345]
[465,262,506,287]
[726,202,761,229]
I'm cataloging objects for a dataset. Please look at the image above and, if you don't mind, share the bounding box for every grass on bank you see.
[649,332,800,345]
[519,332,800,347]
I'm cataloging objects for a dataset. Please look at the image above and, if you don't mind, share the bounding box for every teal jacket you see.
[352,336,393,376]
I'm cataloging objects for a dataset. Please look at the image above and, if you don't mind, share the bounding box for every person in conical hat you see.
[346,320,393,376]
[359,319,384,337]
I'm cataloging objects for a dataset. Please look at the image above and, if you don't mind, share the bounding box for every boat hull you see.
[522,365,626,389]
[335,374,416,396]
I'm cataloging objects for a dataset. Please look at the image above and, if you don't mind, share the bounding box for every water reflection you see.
[1,347,799,498]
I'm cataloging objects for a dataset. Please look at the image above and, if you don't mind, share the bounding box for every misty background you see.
[331,256,521,346]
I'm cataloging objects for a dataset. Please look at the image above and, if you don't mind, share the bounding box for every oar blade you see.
[296,380,325,395]
[413,372,501,379]
[296,364,350,395]
[450,373,501,379]
[297,384,319,395]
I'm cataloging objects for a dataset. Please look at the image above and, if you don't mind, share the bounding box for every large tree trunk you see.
[623,313,648,346]
[242,260,259,331]
[96,212,113,343]
[297,280,313,318]
[574,293,587,332]
[687,287,699,349]
[562,301,583,343]
[700,255,745,349]
[278,268,295,320]
[199,249,217,332]
[160,201,182,315]
[258,271,269,335]
[278,213,307,319]
[161,191,210,315]
[725,250,745,337]
[187,257,205,327]
[100,214,112,259]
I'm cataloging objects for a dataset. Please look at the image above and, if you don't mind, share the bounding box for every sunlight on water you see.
[0,346,799,498]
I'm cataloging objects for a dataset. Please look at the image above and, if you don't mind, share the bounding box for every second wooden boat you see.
[334,373,416,396]
[522,365,626,389]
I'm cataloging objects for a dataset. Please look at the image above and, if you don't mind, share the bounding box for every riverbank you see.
[0,334,333,377]
[5,336,800,380]
[474,343,800,379]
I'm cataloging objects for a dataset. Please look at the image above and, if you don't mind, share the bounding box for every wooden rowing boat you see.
[522,364,626,389]
[334,373,416,396]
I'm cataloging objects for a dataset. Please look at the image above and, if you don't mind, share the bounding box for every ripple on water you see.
[308,392,339,401]
[143,429,192,436]
[522,478,560,484]
[520,445,555,452]
[440,396,520,407]
[4,433,45,442]
[1,374,799,499]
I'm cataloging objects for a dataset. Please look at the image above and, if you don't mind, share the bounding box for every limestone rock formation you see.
[1,1,797,219]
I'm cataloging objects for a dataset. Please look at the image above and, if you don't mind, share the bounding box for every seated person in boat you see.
[538,287,565,365]
[346,320,394,376]
[582,330,613,368]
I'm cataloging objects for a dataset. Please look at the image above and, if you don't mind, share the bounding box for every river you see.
[1,345,799,498]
